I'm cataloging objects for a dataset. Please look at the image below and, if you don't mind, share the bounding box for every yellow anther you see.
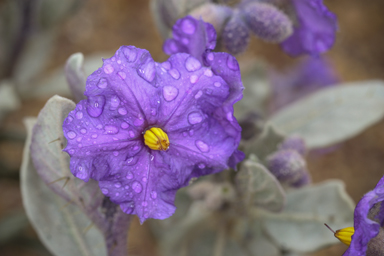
[144,127,170,151]
[335,227,355,246]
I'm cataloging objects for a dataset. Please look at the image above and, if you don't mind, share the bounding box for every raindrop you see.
[110,96,121,110]
[105,125,119,134]
[126,171,134,179]
[80,128,87,134]
[195,140,209,152]
[123,46,137,62]
[76,111,83,119]
[189,129,194,136]
[118,107,127,115]
[190,75,199,84]
[96,124,103,129]
[124,185,129,190]
[138,59,156,82]
[101,188,109,194]
[207,53,214,61]
[115,182,121,188]
[87,95,106,118]
[188,112,203,124]
[198,163,205,169]
[67,131,77,139]
[129,130,135,138]
[183,132,188,137]
[194,90,203,99]
[181,18,196,34]
[118,71,126,80]
[134,118,144,127]
[214,82,221,87]
[169,69,180,80]
[150,108,157,116]
[76,137,82,142]
[91,134,98,138]
[104,64,114,74]
[132,181,143,193]
[226,112,233,122]
[142,177,147,182]
[204,69,213,77]
[185,56,201,72]
[226,55,239,71]
[121,122,129,129]
[142,201,148,206]
[151,191,157,199]
[113,151,119,156]
[162,61,171,70]
[163,86,179,102]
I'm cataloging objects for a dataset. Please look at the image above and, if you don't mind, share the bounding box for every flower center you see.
[144,127,170,151]
[334,227,355,246]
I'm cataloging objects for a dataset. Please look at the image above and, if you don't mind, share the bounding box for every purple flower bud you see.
[222,11,250,55]
[266,149,309,187]
[278,135,307,156]
[242,2,293,43]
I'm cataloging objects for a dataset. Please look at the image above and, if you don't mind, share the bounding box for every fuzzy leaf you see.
[262,180,355,253]
[65,52,86,102]
[0,81,20,121]
[21,117,106,256]
[236,158,285,212]
[268,81,384,149]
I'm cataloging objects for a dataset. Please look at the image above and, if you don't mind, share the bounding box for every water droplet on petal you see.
[190,75,199,84]
[169,69,180,80]
[205,89,212,95]
[115,182,121,188]
[151,191,157,199]
[214,82,221,87]
[97,78,108,88]
[185,56,201,72]
[105,125,119,134]
[118,107,127,115]
[163,86,179,101]
[101,188,109,194]
[80,128,87,134]
[129,130,135,138]
[138,59,156,82]
[118,71,126,80]
[110,96,120,110]
[66,116,73,123]
[126,171,134,179]
[87,95,106,118]
[194,90,203,99]
[204,69,213,77]
[181,18,196,34]
[207,53,214,61]
[198,163,206,169]
[76,137,82,142]
[76,111,83,119]
[92,134,98,138]
[113,151,119,156]
[124,185,129,190]
[104,64,114,74]
[150,108,157,116]
[134,118,144,127]
[121,122,129,129]
[188,112,203,124]
[183,132,188,137]
[132,181,143,193]
[142,177,147,182]
[96,124,103,129]
[195,140,209,152]
[123,46,137,62]
[67,131,77,139]
[226,55,239,71]
[142,201,148,206]
[226,112,233,122]
[162,61,171,70]
[189,129,194,136]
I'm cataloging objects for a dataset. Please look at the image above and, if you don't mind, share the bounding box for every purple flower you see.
[62,26,244,222]
[342,176,384,255]
[280,0,338,57]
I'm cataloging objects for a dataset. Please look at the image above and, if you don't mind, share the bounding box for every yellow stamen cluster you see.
[335,227,355,246]
[144,127,170,151]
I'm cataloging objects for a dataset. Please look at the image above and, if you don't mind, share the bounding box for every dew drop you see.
[198,163,206,169]
[142,201,148,206]
[207,52,214,61]
[226,55,239,71]
[129,130,135,138]
[195,140,209,152]
[204,69,213,77]
[80,128,87,134]
[190,75,199,84]
[194,90,203,99]
[151,191,157,199]
[169,69,180,80]
[226,112,233,122]
[115,182,121,188]
[105,125,119,134]
[96,124,103,129]
[214,81,221,87]
[76,111,83,119]
[142,177,147,182]
[126,171,134,179]
[185,56,201,72]
[91,134,98,139]
[117,59,121,64]
[181,18,196,34]
[123,46,138,62]
[104,64,114,74]
[110,96,121,110]
[67,131,77,139]
[162,61,171,70]
[124,185,129,190]
[101,188,109,194]
[150,108,157,116]
[76,137,82,142]
[189,129,194,136]
[68,149,75,155]
[134,118,144,127]
[133,145,139,151]
[138,59,156,82]
[163,86,179,102]
[113,151,119,156]
[121,122,129,129]
[118,71,126,80]
[205,89,212,95]
[67,116,73,123]
[188,112,203,124]
[132,181,143,193]
[87,95,106,118]
[118,107,127,115]
[183,131,188,137]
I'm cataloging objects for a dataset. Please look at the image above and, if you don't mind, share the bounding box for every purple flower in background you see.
[336,175,384,255]
[62,18,244,223]
[280,0,338,57]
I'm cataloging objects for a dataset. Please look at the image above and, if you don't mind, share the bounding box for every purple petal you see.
[280,0,337,56]
[344,176,384,255]
[163,16,216,63]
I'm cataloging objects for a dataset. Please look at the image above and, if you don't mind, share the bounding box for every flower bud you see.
[278,135,307,156]
[266,149,309,187]
[222,11,250,54]
[189,3,232,34]
[242,2,293,43]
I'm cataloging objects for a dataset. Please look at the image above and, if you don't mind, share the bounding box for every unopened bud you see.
[278,135,307,156]
[222,11,250,54]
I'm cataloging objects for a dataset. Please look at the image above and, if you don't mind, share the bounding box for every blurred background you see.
[1,0,384,255]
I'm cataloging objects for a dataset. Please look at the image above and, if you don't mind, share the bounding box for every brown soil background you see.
[1,0,384,255]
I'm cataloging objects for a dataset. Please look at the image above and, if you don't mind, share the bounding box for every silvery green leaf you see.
[21,117,106,256]
[0,212,29,245]
[38,0,82,30]
[236,158,285,212]
[0,80,20,121]
[268,81,384,149]
[65,53,86,102]
[24,52,107,99]
[245,125,285,163]
[261,180,355,253]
